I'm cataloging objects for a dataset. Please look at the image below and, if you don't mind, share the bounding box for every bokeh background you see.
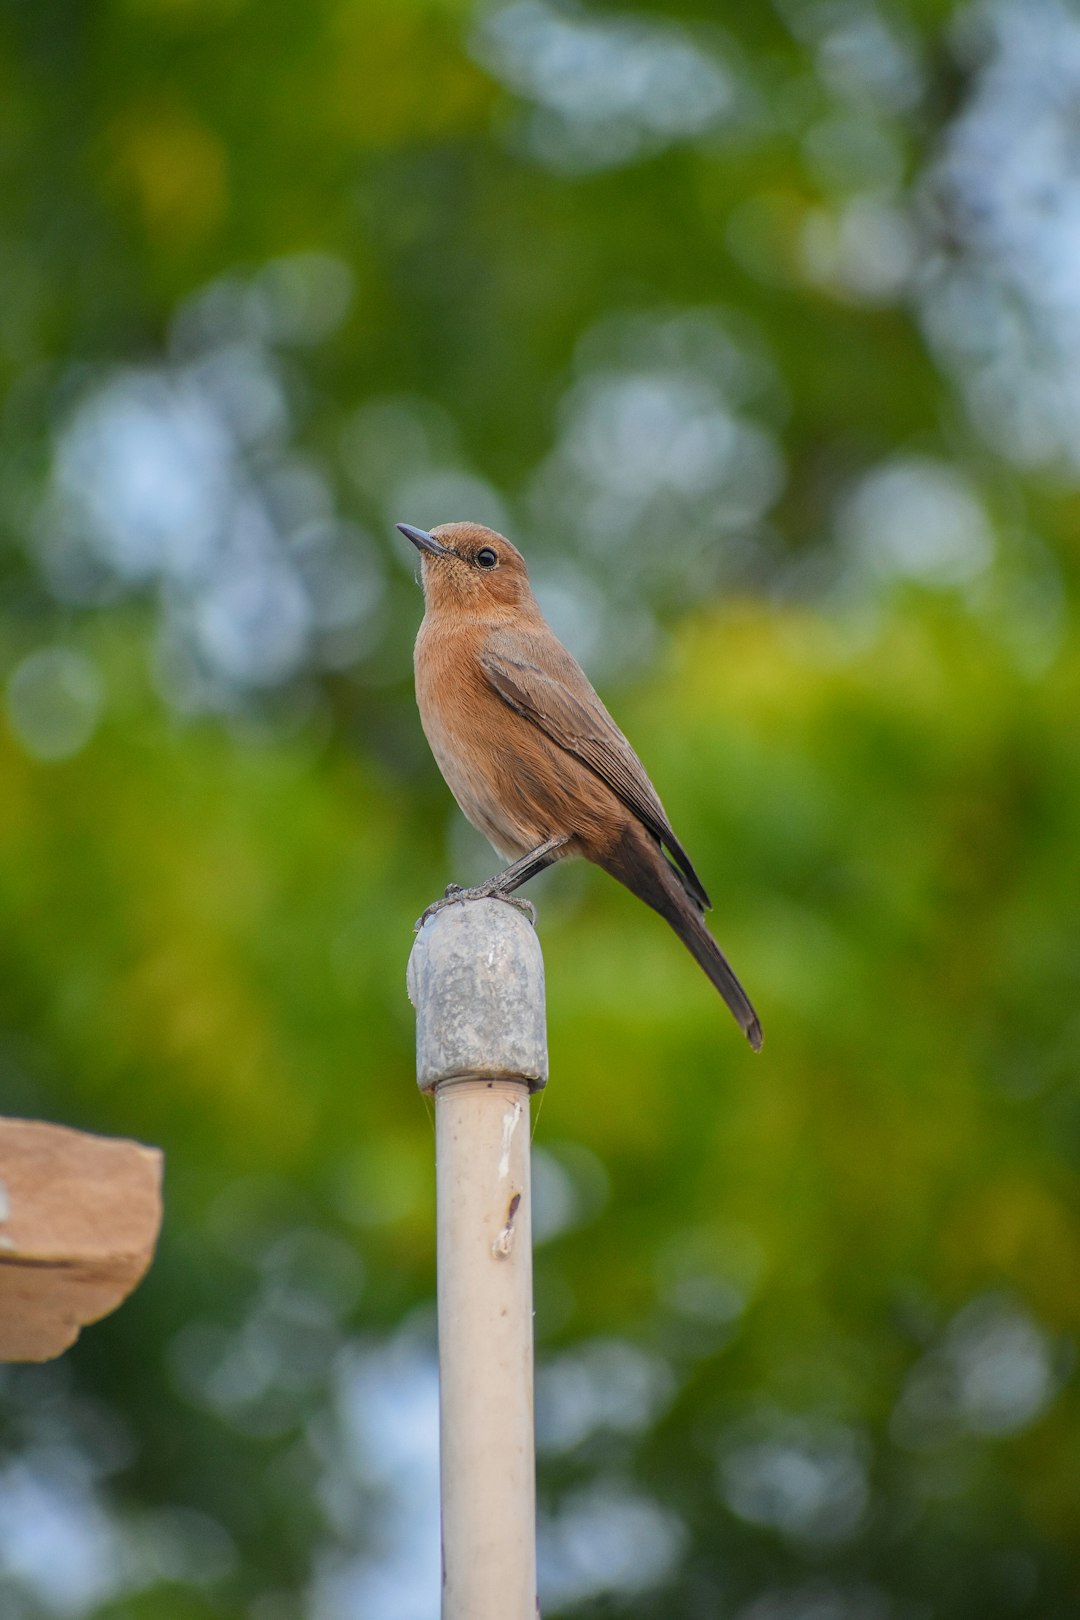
[2,0,1079,1615]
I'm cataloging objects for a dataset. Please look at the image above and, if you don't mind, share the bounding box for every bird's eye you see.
[476,547,498,568]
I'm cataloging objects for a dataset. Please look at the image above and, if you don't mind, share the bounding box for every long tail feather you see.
[600,825,763,1051]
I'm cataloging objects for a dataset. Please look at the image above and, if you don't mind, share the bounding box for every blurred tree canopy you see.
[1,1,1079,1617]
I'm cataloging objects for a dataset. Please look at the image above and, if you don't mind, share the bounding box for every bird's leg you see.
[481,834,571,894]
[417,835,570,928]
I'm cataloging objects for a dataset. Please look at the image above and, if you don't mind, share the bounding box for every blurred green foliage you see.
[1,1,1079,1617]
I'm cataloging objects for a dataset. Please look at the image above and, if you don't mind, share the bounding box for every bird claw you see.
[415,885,537,930]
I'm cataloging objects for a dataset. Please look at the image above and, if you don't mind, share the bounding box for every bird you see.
[398,520,762,1050]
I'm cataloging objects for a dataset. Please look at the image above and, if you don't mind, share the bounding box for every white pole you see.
[407,897,547,1620]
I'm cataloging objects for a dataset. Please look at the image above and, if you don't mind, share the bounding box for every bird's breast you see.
[414,613,629,865]
[414,617,540,859]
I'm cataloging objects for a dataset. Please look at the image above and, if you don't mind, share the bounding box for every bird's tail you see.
[600,825,763,1051]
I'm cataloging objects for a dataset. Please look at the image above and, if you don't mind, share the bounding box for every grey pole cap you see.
[407,899,548,1093]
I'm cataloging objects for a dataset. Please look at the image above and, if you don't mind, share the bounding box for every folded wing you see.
[480,633,712,912]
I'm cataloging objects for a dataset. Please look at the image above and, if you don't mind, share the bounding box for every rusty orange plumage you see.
[399,520,762,1050]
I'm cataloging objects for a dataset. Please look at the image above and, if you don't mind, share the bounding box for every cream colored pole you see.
[408,897,547,1620]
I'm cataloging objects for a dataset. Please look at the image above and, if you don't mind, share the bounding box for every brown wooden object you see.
[0,1117,163,1362]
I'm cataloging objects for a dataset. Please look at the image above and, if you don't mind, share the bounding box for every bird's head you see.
[397,521,532,616]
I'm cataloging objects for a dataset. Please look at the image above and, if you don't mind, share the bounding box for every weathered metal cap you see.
[407,898,548,1093]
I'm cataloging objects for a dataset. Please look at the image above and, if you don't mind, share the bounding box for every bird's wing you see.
[480,636,711,911]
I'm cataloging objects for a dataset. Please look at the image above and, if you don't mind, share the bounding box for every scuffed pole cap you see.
[407,898,548,1093]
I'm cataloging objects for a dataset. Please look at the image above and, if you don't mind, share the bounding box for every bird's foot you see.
[415,882,537,930]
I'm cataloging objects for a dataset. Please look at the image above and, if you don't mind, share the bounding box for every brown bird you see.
[399,520,762,1050]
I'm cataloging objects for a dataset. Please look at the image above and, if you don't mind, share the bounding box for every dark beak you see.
[396,522,452,558]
